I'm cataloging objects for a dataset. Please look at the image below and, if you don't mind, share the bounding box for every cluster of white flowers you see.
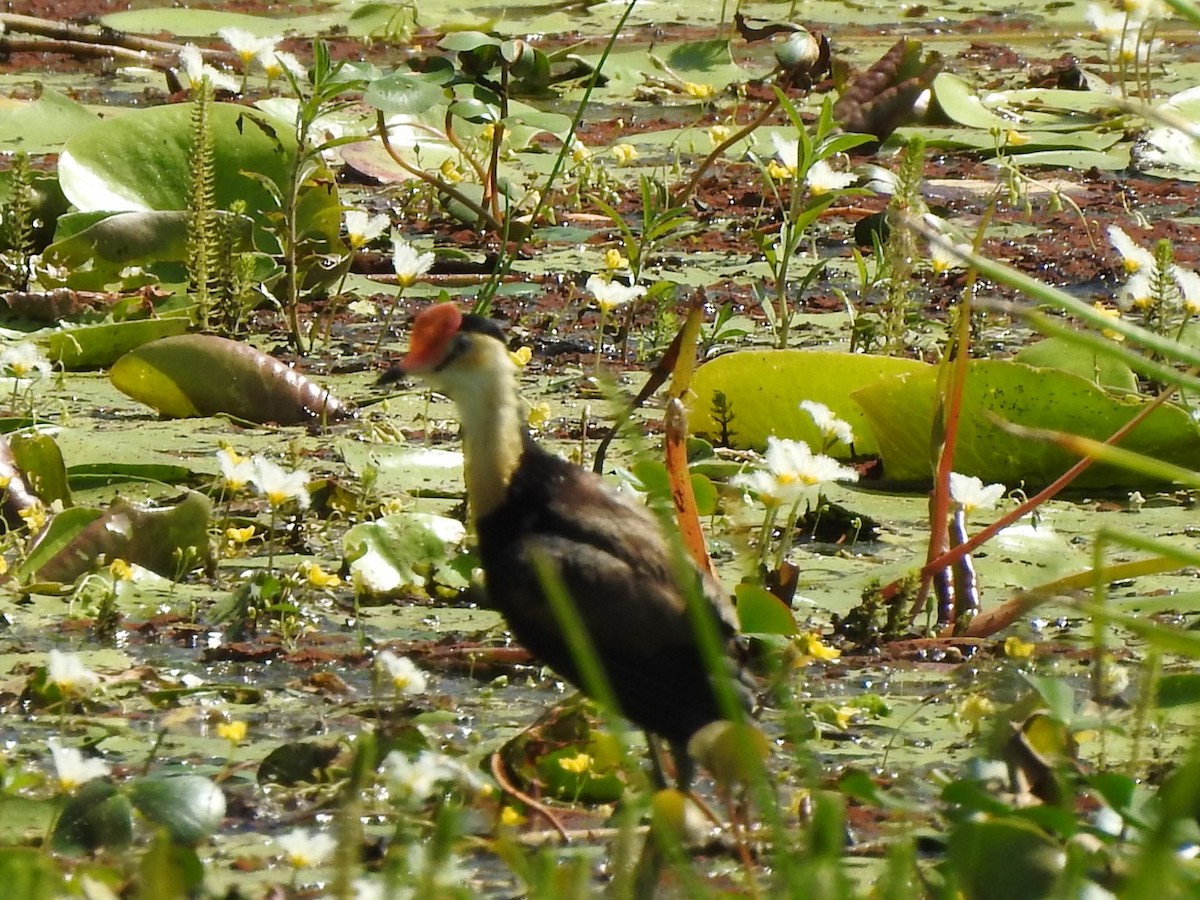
[216,448,310,509]
[1086,0,1166,67]
[383,749,488,807]
[178,29,304,94]
[1107,225,1200,315]
[732,435,858,505]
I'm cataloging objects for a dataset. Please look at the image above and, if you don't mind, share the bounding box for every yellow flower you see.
[225,525,256,544]
[766,159,793,181]
[499,806,526,827]
[109,558,134,581]
[682,81,714,99]
[558,752,592,775]
[508,346,532,368]
[1004,635,1036,659]
[18,502,46,531]
[612,143,638,165]
[0,475,11,489]
[604,248,629,272]
[217,720,248,744]
[0,556,8,576]
[795,631,841,662]
[1005,130,1030,146]
[527,402,551,430]
[708,124,731,147]
[954,693,996,734]
[302,562,341,588]
[479,123,496,142]
[439,158,464,184]
[1093,301,1125,342]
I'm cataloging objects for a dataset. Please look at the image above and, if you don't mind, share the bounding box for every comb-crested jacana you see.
[382,303,750,785]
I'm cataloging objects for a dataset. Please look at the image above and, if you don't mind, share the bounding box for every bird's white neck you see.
[427,338,526,522]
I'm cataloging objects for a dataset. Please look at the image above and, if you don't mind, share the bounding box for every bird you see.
[380,302,751,787]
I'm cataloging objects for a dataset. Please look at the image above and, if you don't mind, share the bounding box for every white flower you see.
[1113,33,1162,65]
[218,27,280,69]
[256,48,304,81]
[249,456,310,509]
[49,740,111,791]
[1086,3,1127,39]
[275,828,337,868]
[800,400,854,447]
[805,159,857,195]
[376,650,428,696]
[384,751,457,805]
[732,437,858,504]
[949,472,1006,515]
[383,750,485,806]
[405,842,471,892]
[771,133,800,176]
[344,210,389,250]
[1175,266,1200,314]
[1107,225,1156,275]
[47,649,100,694]
[216,447,255,490]
[0,341,51,380]
[930,239,967,274]
[392,234,435,288]
[585,274,647,312]
[1120,270,1154,310]
[178,44,240,93]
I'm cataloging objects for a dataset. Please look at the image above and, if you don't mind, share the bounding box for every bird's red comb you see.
[400,303,463,372]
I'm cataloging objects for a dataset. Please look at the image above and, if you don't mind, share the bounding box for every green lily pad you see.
[128,775,226,846]
[47,317,191,370]
[109,334,351,424]
[852,359,1200,487]
[687,349,929,456]
[1015,337,1138,393]
[0,89,100,153]
[344,512,467,599]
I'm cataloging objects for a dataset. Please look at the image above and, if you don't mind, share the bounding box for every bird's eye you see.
[433,334,471,372]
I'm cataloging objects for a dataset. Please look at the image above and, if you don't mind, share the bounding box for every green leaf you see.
[734,583,799,636]
[344,512,466,599]
[138,829,206,898]
[945,818,1065,900]
[1014,337,1138,393]
[47,317,191,371]
[129,775,225,845]
[0,848,63,900]
[8,431,71,508]
[109,334,351,424]
[363,71,447,117]
[852,359,1200,487]
[1155,673,1200,708]
[17,492,212,585]
[51,779,133,854]
[687,349,927,455]
[0,89,100,153]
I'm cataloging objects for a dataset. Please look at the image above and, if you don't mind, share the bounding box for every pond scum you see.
[2,1,1200,897]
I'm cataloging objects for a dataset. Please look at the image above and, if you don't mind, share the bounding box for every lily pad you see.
[47,317,191,370]
[687,349,928,456]
[109,334,351,424]
[852,359,1200,487]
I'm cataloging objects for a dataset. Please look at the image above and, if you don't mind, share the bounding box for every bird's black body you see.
[475,436,745,749]
[390,302,751,783]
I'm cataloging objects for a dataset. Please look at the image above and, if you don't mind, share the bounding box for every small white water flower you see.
[392,234,435,288]
[376,650,428,696]
[344,209,389,250]
[949,472,1006,515]
[218,27,280,70]
[216,446,255,491]
[770,133,800,178]
[275,828,337,868]
[47,649,100,694]
[805,159,857,195]
[249,456,310,510]
[585,274,647,312]
[1086,3,1128,40]
[178,44,240,93]
[0,342,51,380]
[256,48,304,81]
[1107,225,1156,274]
[800,400,854,447]
[49,740,111,791]
[930,239,968,274]
[732,437,858,504]
[1175,266,1200,314]
[384,750,461,805]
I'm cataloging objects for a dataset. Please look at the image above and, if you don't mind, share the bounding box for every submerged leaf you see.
[109,334,351,424]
